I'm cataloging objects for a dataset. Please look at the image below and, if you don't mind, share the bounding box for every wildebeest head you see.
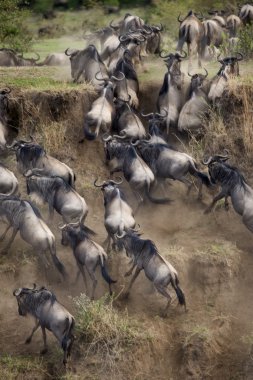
[115,227,142,252]
[217,52,243,76]
[59,221,95,247]
[159,50,187,72]
[188,68,208,95]
[93,177,123,194]
[202,150,229,184]
[102,134,128,161]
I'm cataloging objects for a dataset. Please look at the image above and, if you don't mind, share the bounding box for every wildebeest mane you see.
[120,232,158,264]
[212,162,247,189]
[17,144,45,167]
[22,199,43,219]
[115,58,138,82]
[66,224,96,248]
[21,287,57,312]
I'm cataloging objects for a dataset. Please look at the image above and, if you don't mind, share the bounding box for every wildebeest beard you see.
[210,162,247,189]
[17,144,45,168]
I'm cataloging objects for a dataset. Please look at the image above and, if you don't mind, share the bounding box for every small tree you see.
[0,0,32,52]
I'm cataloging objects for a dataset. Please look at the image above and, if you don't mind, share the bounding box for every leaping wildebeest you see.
[25,171,88,223]
[102,137,171,206]
[65,44,108,85]
[177,10,204,69]
[60,222,116,298]
[7,138,76,187]
[13,285,75,365]
[135,139,211,199]
[94,177,136,251]
[0,163,18,195]
[116,229,186,316]
[0,87,11,150]
[0,195,66,277]
[203,152,253,235]
[157,51,187,134]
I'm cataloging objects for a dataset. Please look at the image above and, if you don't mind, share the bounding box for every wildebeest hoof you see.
[40,348,48,355]
[25,337,31,344]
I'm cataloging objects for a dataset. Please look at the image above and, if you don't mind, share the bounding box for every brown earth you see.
[1,79,253,380]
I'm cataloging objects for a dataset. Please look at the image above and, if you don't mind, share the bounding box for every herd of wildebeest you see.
[0,4,253,366]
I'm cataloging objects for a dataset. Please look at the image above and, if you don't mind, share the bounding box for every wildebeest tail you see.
[177,24,190,50]
[62,317,75,352]
[145,182,172,204]
[99,256,116,294]
[171,276,186,309]
[189,161,212,187]
[50,240,67,278]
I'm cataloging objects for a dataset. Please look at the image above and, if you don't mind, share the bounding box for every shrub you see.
[237,25,253,59]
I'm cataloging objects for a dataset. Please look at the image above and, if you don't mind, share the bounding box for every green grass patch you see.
[0,355,46,380]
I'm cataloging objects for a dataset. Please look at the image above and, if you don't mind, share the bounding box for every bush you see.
[237,25,253,59]
[0,0,32,52]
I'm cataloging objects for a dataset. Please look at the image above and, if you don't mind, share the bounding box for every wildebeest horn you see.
[65,48,72,56]
[110,20,119,30]
[32,283,37,290]
[102,134,112,142]
[236,52,243,61]
[94,178,106,187]
[132,224,141,232]
[95,71,106,81]
[153,23,163,32]
[5,140,17,149]
[0,87,11,94]
[111,72,125,81]
[156,109,168,117]
[159,50,171,58]
[141,112,155,118]
[13,288,22,296]
[142,25,153,34]
[130,139,140,146]
[203,68,208,78]
[178,13,183,22]
[178,50,187,59]
[23,169,33,177]
[119,34,129,42]
[113,132,127,139]
[59,221,80,229]
[116,230,126,238]
[188,72,193,77]
[33,53,40,62]
[58,223,67,230]
[109,177,123,185]
[202,156,213,165]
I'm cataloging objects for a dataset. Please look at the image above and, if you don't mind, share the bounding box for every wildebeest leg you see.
[103,234,111,252]
[25,319,40,344]
[0,224,12,241]
[74,269,81,284]
[178,177,192,195]
[204,190,227,214]
[76,262,87,290]
[86,266,97,300]
[40,326,48,355]
[48,204,54,222]
[225,196,229,211]
[124,261,136,277]
[154,284,172,317]
[197,179,203,200]
[0,228,18,254]
[125,267,141,297]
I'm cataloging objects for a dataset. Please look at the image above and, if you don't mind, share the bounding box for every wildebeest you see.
[141,112,168,145]
[208,54,242,102]
[60,222,116,298]
[157,51,186,134]
[226,14,241,38]
[65,44,108,85]
[39,53,70,66]
[7,138,76,187]
[136,140,211,199]
[102,137,171,205]
[0,49,40,66]
[110,13,145,35]
[208,10,226,28]
[113,49,140,109]
[107,33,145,74]
[203,152,253,235]
[94,178,136,251]
[0,163,18,195]
[13,285,74,365]
[177,10,204,69]
[178,69,209,135]
[0,87,11,149]
[201,18,225,59]
[96,27,121,61]
[116,229,186,316]
[112,98,146,140]
[0,195,66,277]
[81,74,124,140]
[144,24,163,54]
[239,4,253,25]
[25,172,88,223]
